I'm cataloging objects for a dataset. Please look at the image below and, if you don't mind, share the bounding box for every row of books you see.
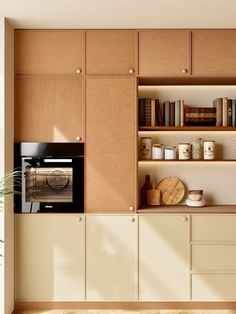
[213,97,236,127]
[138,98,185,127]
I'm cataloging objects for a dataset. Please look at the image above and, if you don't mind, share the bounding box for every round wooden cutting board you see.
[157,176,186,205]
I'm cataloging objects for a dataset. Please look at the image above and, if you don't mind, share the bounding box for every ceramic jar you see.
[178,143,191,160]
[203,140,215,160]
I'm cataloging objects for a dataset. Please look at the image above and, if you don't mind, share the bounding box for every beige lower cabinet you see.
[139,214,189,301]
[15,214,85,301]
[86,215,138,300]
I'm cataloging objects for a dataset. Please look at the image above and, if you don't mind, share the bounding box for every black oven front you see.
[14,143,84,213]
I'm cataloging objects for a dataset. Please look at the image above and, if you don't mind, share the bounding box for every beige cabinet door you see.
[139,30,190,76]
[85,77,136,212]
[15,77,84,142]
[15,214,85,301]
[86,215,138,300]
[139,214,189,301]
[86,31,136,75]
[15,30,84,75]
[192,30,236,75]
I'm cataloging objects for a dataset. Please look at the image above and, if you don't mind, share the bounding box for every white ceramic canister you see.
[164,146,177,160]
[140,137,152,160]
[152,144,164,160]
[203,140,215,160]
[178,143,191,160]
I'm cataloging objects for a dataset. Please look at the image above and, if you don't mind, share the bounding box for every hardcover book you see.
[213,98,223,126]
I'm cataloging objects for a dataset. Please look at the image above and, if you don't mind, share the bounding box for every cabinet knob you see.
[76,68,82,74]
[182,69,188,74]
[129,68,134,74]
[76,217,82,222]
[131,217,135,223]
[182,216,188,222]
[129,206,134,211]
[76,136,81,141]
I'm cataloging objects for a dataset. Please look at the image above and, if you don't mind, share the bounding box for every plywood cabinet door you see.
[15,77,84,142]
[86,31,136,75]
[192,30,236,75]
[15,214,85,301]
[15,30,84,75]
[139,214,189,301]
[139,30,190,76]
[85,77,136,212]
[86,215,138,300]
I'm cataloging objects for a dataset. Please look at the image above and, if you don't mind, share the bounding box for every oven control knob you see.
[76,217,82,222]
[76,136,81,142]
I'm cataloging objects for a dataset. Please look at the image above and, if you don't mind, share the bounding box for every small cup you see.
[188,190,203,201]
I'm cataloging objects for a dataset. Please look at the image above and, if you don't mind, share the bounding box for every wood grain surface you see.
[157,177,185,205]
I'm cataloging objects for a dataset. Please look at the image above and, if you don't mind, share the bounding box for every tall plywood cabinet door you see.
[15,214,85,300]
[85,77,136,212]
[15,30,84,75]
[86,31,136,74]
[192,31,236,75]
[139,31,190,76]
[139,214,189,301]
[86,215,138,300]
[15,77,84,142]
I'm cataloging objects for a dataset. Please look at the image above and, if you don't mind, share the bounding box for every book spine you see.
[151,99,156,127]
[232,99,236,127]
[169,102,175,127]
[222,97,228,127]
[213,98,222,126]
[227,99,232,127]
[144,98,152,126]
[180,100,185,127]
[163,101,170,126]
[138,98,145,126]
[155,99,163,126]
[175,100,180,126]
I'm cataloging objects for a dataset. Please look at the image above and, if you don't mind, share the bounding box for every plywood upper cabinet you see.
[139,30,190,76]
[15,77,84,142]
[192,30,236,75]
[86,31,136,75]
[85,77,136,212]
[15,30,84,75]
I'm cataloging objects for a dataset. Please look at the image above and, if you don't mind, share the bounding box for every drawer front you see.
[192,215,236,241]
[192,244,236,271]
[192,274,236,301]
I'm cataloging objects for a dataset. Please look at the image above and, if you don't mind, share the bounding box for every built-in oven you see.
[14,143,84,213]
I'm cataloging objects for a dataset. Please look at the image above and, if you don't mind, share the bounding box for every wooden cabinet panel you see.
[86,215,138,300]
[85,77,136,212]
[15,30,84,75]
[86,31,135,75]
[192,274,236,301]
[139,214,189,301]
[15,77,84,142]
[192,30,236,75]
[192,214,236,241]
[15,214,85,300]
[139,30,190,76]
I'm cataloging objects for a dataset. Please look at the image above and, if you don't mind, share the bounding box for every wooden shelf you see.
[138,159,236,162]
[138,205,236,213]
[139,126,236,131]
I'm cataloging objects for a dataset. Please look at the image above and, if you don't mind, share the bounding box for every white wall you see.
[0,17,14,314]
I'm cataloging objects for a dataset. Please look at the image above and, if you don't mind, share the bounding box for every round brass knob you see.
[182,217,188,222]
[76,217,82,222]
[129,68,134,74]
[129,206,134,211]
[131,217,135,223]
[182,69,188,74]
[76,68,81,74]
[76,136,81,141]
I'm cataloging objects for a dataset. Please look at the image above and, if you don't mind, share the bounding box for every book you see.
[138,98,145,126]
[155,99,163,126]
[180,100,185,127]
[213,98,223,126]
[151,99,156,127]
[227,99,232,127]
[232,99,236,127]
[175,100,180,126]
[222,96,228,127]
[143,98,152,126]
[169,101,175,127]
[163,101,170,126]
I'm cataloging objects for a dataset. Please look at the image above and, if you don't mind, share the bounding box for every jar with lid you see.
[203,140,215,160]
[164,146,177,160]
[191,138,202,160]
[178,143,191,160]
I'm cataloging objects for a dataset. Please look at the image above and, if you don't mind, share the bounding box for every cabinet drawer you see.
[192,274,236,301]
[192,244,236,271]
[192,215,236,241]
